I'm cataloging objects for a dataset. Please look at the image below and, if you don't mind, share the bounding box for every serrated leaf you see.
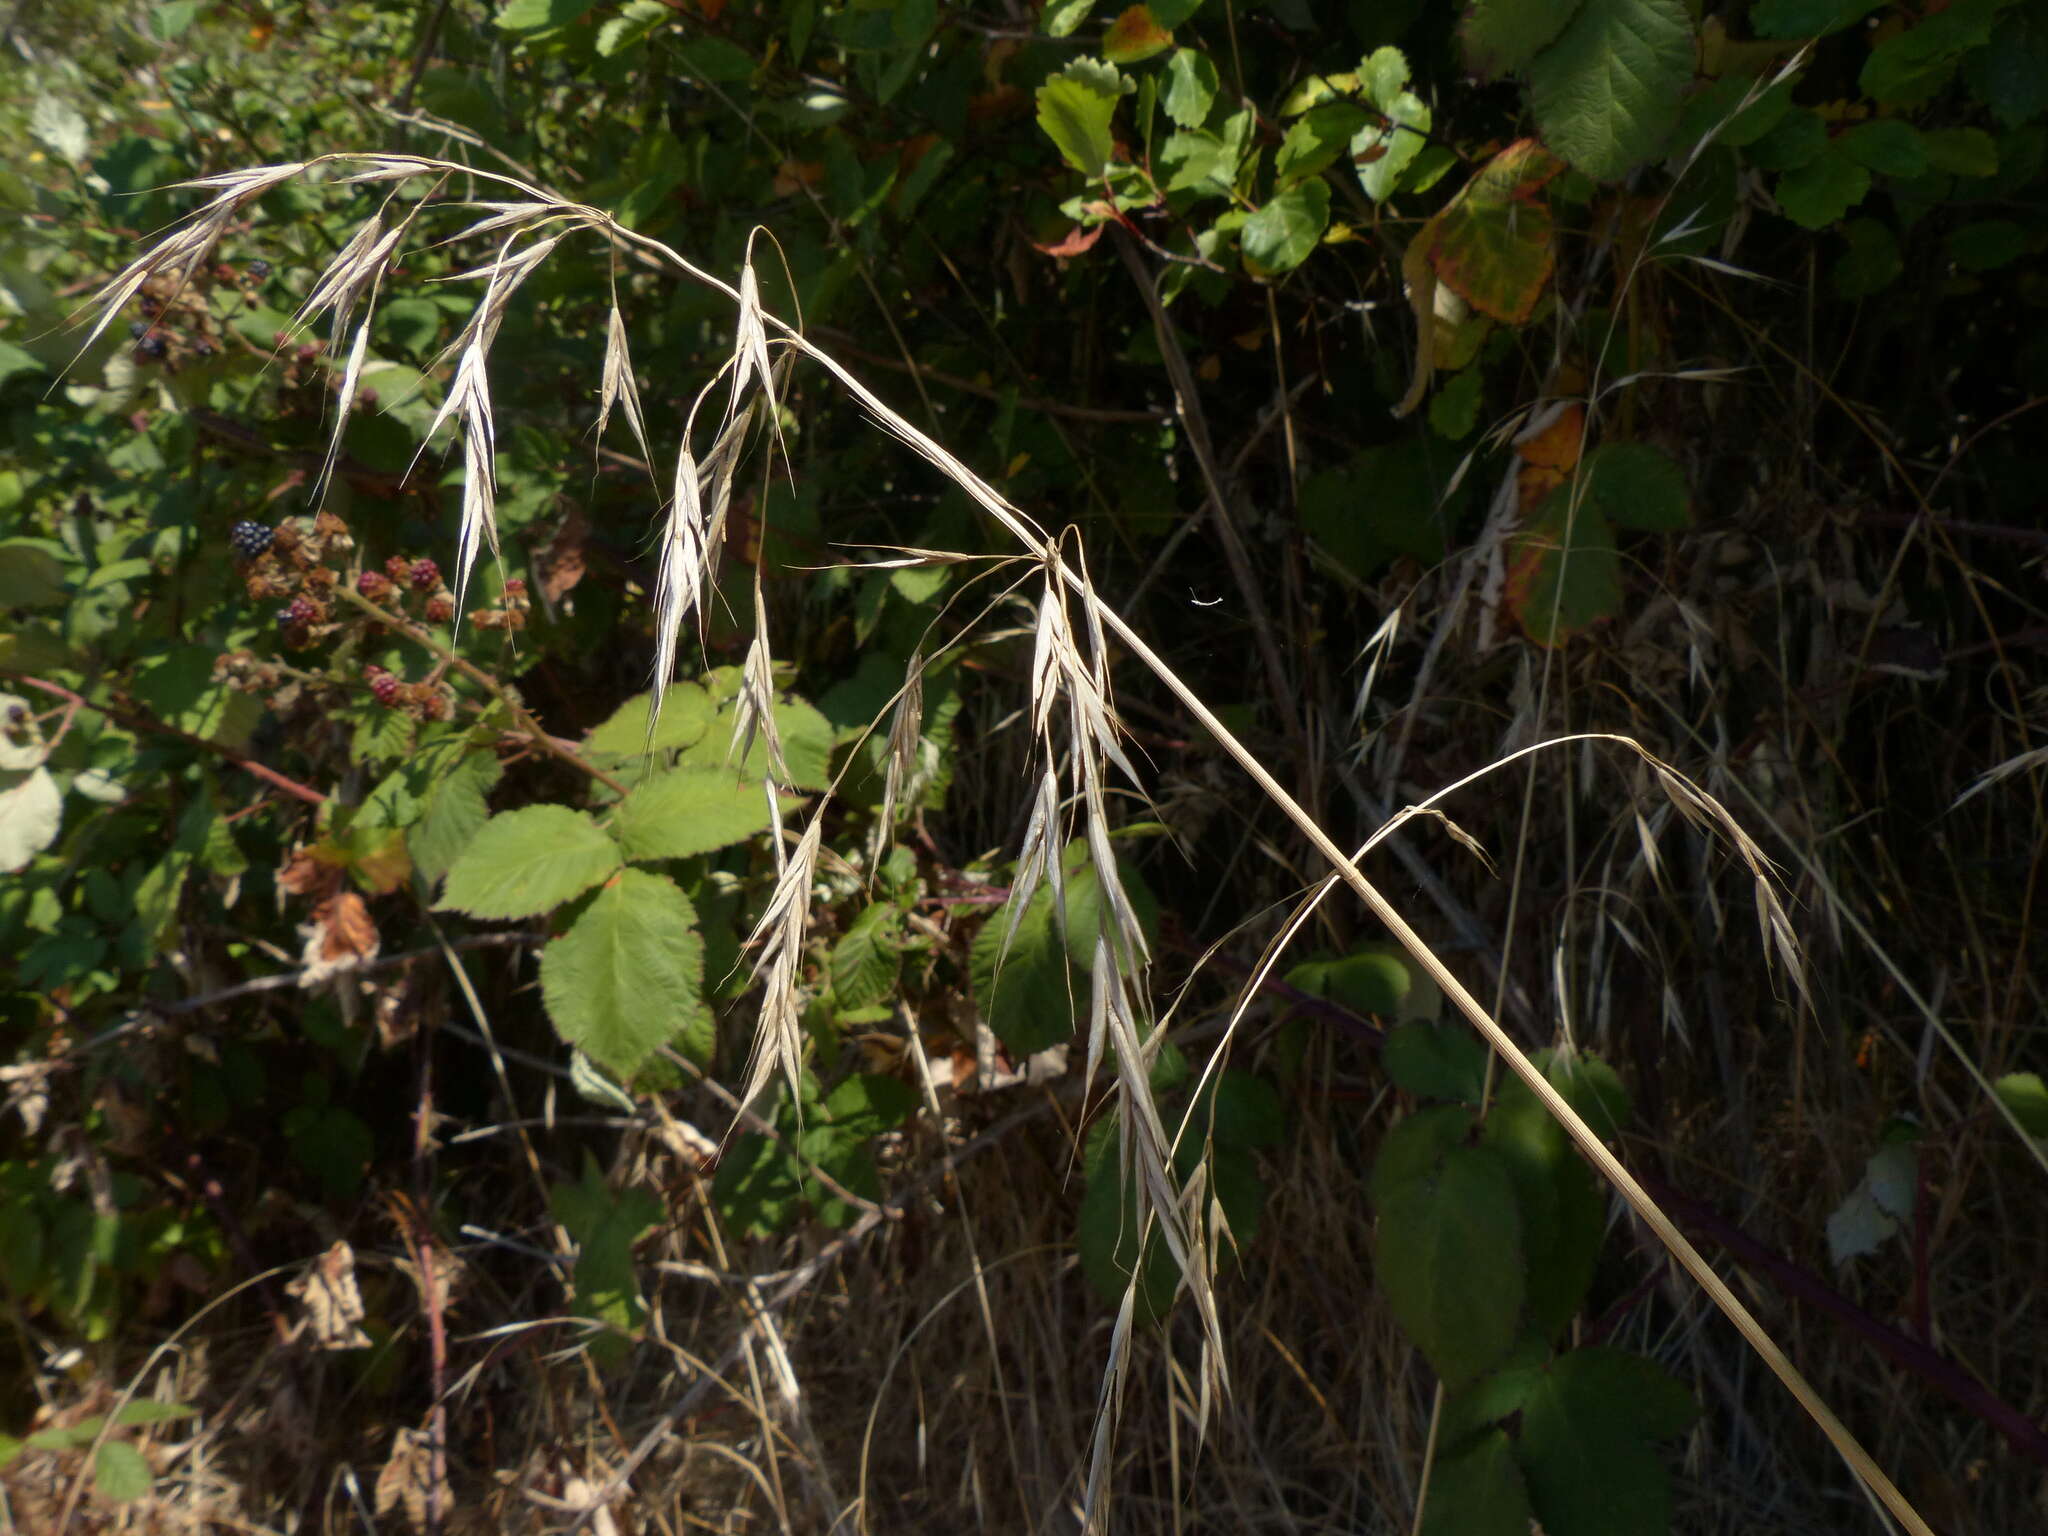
[1102,4,1171,64]
[587,684,713,757]
[1420,1430,1533,1536]
[1519,1349,1695,1536]
[1461,0,1586,78]
[1360,45,1410,106]
[92,1440,152,1503]
[1826,1140,1918,1263]
[1430,363,1485,439]
[1775,146,1871,228]
[1747,107,1827,171]
[1162,48,1218,127]
[1579,440,1689,531]
[830,903,902,1009]
[1242,179,1329,273]
[610,767,779,862]
[539,869,707,1080]
[971,841,1158,1055]
[1527,0,1693,182]
[407,746,502,890]
[1839,119,1928,178]
[1037,57,1126,177]
[551,1156,662,1346]
[1373,1140,1524,1388]
[1427,139,1565,324]
[438,806,621,920]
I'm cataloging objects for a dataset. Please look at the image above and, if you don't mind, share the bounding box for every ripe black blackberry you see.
[229,521,273,559]
[136,334,169,361]
[246,259,271,280]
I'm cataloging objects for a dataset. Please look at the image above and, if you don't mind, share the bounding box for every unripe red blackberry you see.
[385,555,412,582]
[280,595,319,636]
[408,557,440,592]
[366,667,403,707]
[357,570,393,599]
[423,592,455,624]
[229,521,273,559]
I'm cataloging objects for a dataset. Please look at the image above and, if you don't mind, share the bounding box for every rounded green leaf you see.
[1385,1021,1488,1102]
[1582,441,1689,532]
[93,1440,152,1503]
[1162,47,1218,128]
[1994,1072,2048,1138]
[1948,219,2027,272]
[438,806,622,920]
[1840,119,1928,179]
[1527,0,1693,182]
[610,767,780,862]
[1373,1140,1524,1388]
[539,869,707,1080]
[1774,147,1871,229]
[1242,179,1330,274]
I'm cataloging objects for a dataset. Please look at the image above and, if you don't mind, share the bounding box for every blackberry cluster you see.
[229,521,273,559]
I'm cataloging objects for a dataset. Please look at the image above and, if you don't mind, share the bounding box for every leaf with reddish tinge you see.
[1427,140,1565,324]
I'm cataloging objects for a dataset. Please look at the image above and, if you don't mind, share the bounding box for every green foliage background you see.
[2,0,2045,1527]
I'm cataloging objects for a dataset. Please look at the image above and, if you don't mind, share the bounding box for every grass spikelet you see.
[738,813,822,1116]
[650,446,706,739]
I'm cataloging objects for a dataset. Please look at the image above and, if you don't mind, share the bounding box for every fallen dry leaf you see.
[285,1239,372,1350]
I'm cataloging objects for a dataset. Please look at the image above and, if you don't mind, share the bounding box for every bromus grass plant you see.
[62,149,1947,1536]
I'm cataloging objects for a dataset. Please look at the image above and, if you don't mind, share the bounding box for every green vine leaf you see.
[539,868,708,1079]
[1161,47,1218,127]
[438,805,621,920]
[1037,56,1128,177]
[1518,1349,1697,1536]
[1421,1430,1534,1536]
[609,766,782,862]
[1527,0,1693,182]
[1371,1122,1525,1389]
[1242,179,1330,274]
[1775,147,1871,229]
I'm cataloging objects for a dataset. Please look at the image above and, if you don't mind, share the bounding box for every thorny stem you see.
[330,583,631,798]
